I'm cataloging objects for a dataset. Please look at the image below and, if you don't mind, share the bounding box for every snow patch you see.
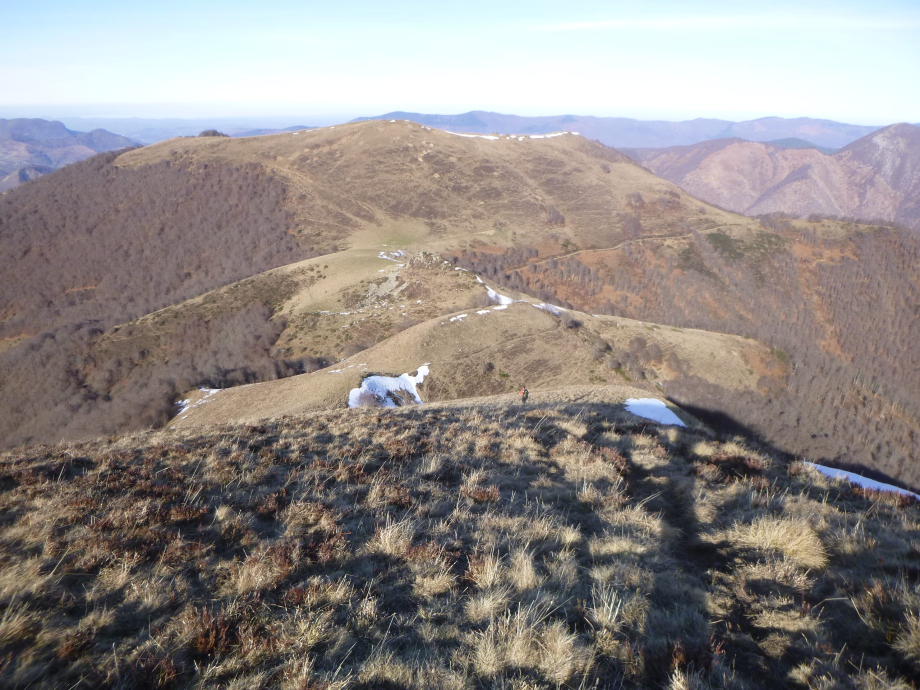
[805,463,920,500]
[445,131,499,140]
[175,388,221,418]
[449,314,469,322]
[348,365,430,408]
[493,304,508,310]
[624,398,687,427]
[533,303,566,315]
[378,250,405,262]
[477,310,490,315]
[486,286,514,305]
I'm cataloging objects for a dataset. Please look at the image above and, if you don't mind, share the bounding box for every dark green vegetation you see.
[705,230,745,261]
[2,402,919,689]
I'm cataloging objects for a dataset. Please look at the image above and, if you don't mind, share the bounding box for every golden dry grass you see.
[0,399,919,688]
[730,517,828,570]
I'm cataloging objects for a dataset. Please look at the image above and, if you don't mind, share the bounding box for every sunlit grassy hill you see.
[157,250,780,431]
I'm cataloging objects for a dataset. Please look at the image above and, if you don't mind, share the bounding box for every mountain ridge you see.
[623,123,920,229]
[0,117,137,191]
[351,111,885,149]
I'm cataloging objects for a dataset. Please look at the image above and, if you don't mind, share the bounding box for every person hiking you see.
[519,387,529,403]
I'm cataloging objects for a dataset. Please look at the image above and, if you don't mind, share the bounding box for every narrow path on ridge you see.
[526,231,694,269]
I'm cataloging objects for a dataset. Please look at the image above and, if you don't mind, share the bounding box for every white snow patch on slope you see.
[445,131,499,140]
[477,280,570,316]
[175,388,221,419]
[482,282,567,315]
[624,398,687,427]
[449,314,469,322]
[348,365,430,408]
[533,303,565,315]
[805,463,920,500]
[486,286,514,305]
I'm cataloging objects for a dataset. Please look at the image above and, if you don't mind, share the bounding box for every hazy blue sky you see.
[2,0,918,124]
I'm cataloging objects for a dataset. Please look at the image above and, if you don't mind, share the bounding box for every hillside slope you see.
[450,215,920,488]
[625,124,920,229]
[167,266,776,430]
[115,118,744,250]
[2,398,920,689]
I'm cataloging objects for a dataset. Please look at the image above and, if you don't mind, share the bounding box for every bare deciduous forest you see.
[455,222,920,488]
[0,151,310,335]
[3,149,918,492]
[0,153,319,447]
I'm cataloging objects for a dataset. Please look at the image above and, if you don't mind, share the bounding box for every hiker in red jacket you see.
[520,387,529,403]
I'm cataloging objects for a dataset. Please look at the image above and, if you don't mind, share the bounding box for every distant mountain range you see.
[0,118,137,192]
[11,112,898,150]
[48,117,332,144]
[6,113,917,229]
[351,111,895,149]
[623,123,920,229]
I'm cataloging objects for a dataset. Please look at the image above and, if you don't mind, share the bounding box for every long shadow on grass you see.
[1,402,915,689]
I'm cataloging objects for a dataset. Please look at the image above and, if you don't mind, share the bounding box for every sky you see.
[2,0,919,125]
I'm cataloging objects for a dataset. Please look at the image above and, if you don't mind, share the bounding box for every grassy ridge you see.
[1,401,919,689]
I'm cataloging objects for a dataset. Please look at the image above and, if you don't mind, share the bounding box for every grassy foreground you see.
[1,399,919,689]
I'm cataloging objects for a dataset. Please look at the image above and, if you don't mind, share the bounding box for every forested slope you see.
[0,152,323,446]
[455,217,920,488]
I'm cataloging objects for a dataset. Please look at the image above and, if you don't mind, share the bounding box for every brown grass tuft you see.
[730,517,828,570]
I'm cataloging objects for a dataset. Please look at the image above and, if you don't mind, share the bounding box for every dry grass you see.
[730,517,828,570]
[0,400,918,688]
